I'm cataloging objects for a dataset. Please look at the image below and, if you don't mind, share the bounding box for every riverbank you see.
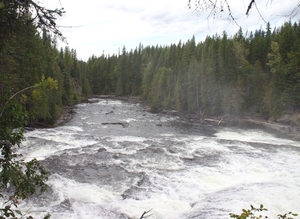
[184,114,300,141]
[174,112,300,141]
[118,95,300,141]
[240,117,300,141]
[53,105,76,127]
[53,99,98,127]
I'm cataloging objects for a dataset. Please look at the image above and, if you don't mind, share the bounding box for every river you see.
[19,98,300,219]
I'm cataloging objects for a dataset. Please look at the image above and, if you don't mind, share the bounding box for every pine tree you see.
[265,41,286,118]
[115,46,129,95]
[187,57,201,113]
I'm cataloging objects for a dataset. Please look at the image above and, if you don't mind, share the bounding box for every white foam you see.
[116,194,192,219]
[23,139,97,161]
[215,128,300,146]
[124,118,136,122]
[96,100,122,105]
[76,103,88,108]
[139,156,185,171]
[48,175,119,204]
[59,126,84,132]
[101,140,147,155]
[22,127,98,161]
[106,135,147,142]
[160,133,175,137]
[19,101,300,219]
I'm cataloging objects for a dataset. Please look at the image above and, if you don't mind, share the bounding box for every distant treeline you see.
[1,21,300,125]
[86,21,300,120]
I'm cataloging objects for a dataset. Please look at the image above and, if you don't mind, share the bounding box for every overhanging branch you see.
[0,85,36,118]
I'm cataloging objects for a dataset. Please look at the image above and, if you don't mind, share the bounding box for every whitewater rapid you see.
[19,99,300,219]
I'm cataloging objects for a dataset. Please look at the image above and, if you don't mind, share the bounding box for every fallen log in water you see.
[101,122,129,128]
[204,118,226,125]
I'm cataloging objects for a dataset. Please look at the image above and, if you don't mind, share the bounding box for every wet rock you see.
[98,148,107,153]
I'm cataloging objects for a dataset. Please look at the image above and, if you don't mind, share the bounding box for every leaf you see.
[43,213,51,219]
[15,210,22,215]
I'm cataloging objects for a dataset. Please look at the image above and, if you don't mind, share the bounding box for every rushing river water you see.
[19,98,300,219]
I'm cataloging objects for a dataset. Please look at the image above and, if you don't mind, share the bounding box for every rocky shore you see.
[53,105,76,127]
[171,111,300,141]
[180,113,300,141]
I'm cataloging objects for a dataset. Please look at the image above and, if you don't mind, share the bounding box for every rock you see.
[277,114,292,125]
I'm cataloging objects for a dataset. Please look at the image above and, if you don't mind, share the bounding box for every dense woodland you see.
[0,29,91,125]
[86,21,300,123]
[1,19,300,126]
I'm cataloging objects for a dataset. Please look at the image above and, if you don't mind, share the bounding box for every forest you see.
[3,20,300,126]
[85,22,300,123]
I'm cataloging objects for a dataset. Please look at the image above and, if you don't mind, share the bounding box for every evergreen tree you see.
[265,41,286,118]
[142,62,155,100]
[187,57,201,113]
[115,46,129,95]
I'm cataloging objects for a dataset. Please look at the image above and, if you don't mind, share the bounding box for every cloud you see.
[44,0,300,60]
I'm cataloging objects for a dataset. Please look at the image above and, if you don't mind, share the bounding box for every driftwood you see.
[105,111,114,115]
[204,118,226,125]
[101,122,129,128]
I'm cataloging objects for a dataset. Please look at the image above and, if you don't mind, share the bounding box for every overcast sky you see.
[43,0,300,60]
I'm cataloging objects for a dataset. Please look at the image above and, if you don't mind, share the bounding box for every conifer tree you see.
[115,46,129,95]
[265,41,286,117]
[187,57,201,113]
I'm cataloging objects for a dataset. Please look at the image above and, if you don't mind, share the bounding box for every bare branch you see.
[246,0,255,15]
[253,1,268,23]
[188,0,241,27]
[286,1,300,18]
[224,0,241,28]
[207,0,217,20]
[0,0,66,41]
[188,0,299,26]
[139,209,152,219]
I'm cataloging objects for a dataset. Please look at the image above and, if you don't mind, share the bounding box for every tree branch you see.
[253,1,268,23]
[188,0,298,26]
[246,0,255,15]
[224,0,240,28]
[139,209,152,219]
[28,0,66,41]
[0,85,36,118]
[285,1,300,18]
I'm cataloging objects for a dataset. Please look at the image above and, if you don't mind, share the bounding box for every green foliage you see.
[230,204,298,219]
[229,204,268,219]
[0,61,52,219]
[0,72,56,217]
[30,76,59,121]
[278,212,299,219]
[0,0,64,41]
[0,102,49,218]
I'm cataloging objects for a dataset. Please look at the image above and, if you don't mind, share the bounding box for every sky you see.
[43,0,300,61]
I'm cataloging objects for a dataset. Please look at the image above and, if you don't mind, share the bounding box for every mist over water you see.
[20,99,300,219]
